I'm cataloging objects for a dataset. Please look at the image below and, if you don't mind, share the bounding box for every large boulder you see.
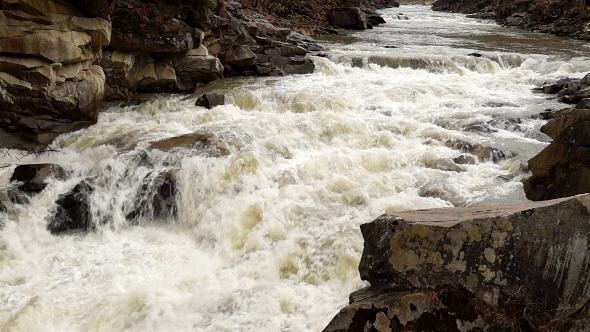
[126,170,178,223]
[327,7,369,30]
[149,132,232,156]
[175,46,224,89]
[326,195,590,331]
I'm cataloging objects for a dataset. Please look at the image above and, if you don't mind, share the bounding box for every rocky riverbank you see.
[524,74,590,201]
[432,0,590,41]
[0,0,397,152]
[322,66,590,332]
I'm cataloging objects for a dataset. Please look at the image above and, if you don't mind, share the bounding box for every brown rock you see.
[149,132,231,156]
[524,142,590,201]
[541,108,590,145]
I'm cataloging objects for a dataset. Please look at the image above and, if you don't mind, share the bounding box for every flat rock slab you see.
[336,194,590,331]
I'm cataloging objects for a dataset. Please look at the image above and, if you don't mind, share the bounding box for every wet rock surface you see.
[10,163,66,193]
[0,163,66,213]
[49,179,95,234]
[148,130,246,156]
[126,170,178,223]
[326,195,590,331]
[525,74,590,201]
[196,92,226,109]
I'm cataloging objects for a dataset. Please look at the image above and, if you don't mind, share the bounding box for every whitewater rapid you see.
[2,5,590,332]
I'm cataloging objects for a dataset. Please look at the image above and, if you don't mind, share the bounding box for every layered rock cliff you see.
[432,0,590,40]
[0,0,395,151]
[325,195,590,331]
[0,0,113,150]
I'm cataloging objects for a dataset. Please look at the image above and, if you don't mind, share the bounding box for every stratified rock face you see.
[524,74,590,201]
[326,195,590,331]
[101,0,318,98]
[0,0,111,150]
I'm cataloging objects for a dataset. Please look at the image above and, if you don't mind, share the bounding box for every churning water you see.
[1,5,589,332]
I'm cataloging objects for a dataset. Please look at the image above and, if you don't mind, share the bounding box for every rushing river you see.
[1,5,590,332]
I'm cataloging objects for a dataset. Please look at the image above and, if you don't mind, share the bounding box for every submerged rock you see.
[0,0,110,150]
[0,187,28,213]
[327,7,369,30]
[126,170,178,223]
[326,195,590,331]
[48,180,94,234]
[196,92,226,109]
[445,139,513,163]
[0,164,66,213]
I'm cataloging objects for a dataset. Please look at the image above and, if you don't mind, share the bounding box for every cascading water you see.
[1,5,590,332]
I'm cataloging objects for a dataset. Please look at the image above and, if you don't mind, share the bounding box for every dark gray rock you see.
[49,180,94,234]
[577,98,590,109]
[126,170,178,223]
[10,164,65,194]
[196,92,226,109]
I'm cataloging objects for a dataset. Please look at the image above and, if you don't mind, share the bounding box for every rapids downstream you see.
[1,5,590,332]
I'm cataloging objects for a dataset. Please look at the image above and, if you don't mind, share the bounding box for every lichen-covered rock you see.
[325,287,502,332]
[327,195,590,331]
